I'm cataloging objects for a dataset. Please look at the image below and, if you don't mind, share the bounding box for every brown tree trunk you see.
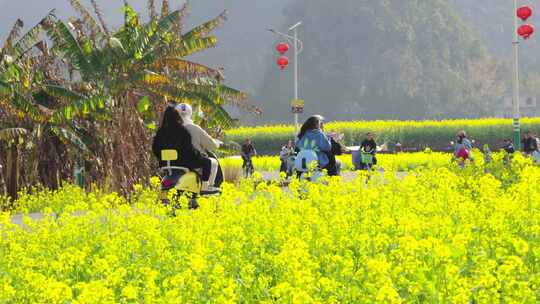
[7,145,19,200]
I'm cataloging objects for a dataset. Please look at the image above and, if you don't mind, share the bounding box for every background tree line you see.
[255,0,525,122]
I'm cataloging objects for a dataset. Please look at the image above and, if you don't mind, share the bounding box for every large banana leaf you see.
[159,58,218,78]
[43,85,108,122]
[182,11,227,40]
[140,11,180,55]
[0,81,42,121]
[0,19,24,57]
[170,37,218,58]
[206,104,237,129]
[11,11,56,61]
[48,95,108,123]
[49,126,88,151]
[131,71,170,86]
[43,84,86,102]
[153,85,235,126]
[46,20,91,76]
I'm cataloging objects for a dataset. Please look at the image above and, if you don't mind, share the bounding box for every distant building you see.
[497,92,540,118]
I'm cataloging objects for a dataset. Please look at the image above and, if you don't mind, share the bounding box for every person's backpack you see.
[294,139,320,173]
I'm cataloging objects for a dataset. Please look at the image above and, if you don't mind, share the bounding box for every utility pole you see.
[513,3,535,150]
[269,22,304,134]
[513,0,521,150]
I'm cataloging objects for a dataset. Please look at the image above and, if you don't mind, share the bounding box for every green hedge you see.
[225,118,540,155]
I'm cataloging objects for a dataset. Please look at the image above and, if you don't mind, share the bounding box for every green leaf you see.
[50,126,88,151]
[182,11,227,41]
[144,121,157,130]
[137,96,151,113]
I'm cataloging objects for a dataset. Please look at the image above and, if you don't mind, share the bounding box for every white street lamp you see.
[269,22,304,133]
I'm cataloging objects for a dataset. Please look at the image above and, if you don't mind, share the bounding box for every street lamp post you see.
[269,22,304,133]
[513,3,535,150]
[513,0,522,151]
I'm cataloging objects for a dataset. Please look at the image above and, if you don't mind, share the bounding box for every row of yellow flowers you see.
[220,151,452,174]
[225,117,540,154]
[1,155,540,302]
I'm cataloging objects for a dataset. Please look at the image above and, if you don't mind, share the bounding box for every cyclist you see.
[241,139,257,176]
[279,140,295,175]
[358,132,377,170]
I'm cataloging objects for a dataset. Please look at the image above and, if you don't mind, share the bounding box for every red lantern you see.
[517,6,533,21]
[518,24,535,39]
[277,56,289,70]
[276,42,289,54]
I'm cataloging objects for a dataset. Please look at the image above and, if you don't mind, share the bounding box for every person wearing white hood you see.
[176,103,221,192]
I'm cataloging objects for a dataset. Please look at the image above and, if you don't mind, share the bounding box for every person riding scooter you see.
[152,104,219,196]
[176,103,222,192]
[294,115,332,179]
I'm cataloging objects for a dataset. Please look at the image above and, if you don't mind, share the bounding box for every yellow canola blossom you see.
[1,156,540,302]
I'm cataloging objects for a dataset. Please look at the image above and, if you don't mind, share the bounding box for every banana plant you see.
[45,1,254,128]
[0,12,99,199]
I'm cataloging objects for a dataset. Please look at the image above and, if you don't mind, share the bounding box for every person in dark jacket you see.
[522,131,539,156]
[152,105,218,193]
[502,139,515,154]
[325,133,346,176]
[241,139,257,173]
[358,133,378,169]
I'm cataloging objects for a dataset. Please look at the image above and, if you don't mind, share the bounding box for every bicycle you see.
[243,157,255,178]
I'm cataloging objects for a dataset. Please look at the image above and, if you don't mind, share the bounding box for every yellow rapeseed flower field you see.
[225,118,540,155]
[220,152,452,174]
[1,154,540,303]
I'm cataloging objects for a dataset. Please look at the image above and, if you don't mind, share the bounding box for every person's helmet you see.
[176,103,192,119]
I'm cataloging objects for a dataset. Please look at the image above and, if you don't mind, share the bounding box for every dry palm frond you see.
[89,0,110,36]
[35,41,49,56]
[148,0,157,20]
[68,0,103,42]
[0,128,28,141]
[2,19,24,53]
[173,1,190,34]
[161,0,169,17]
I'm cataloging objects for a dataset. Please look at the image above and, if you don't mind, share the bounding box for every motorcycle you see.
[158,150,223,210]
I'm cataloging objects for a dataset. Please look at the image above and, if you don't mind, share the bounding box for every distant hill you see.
[254,0,510,123]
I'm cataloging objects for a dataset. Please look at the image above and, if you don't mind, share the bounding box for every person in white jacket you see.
[176,103,221,192]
